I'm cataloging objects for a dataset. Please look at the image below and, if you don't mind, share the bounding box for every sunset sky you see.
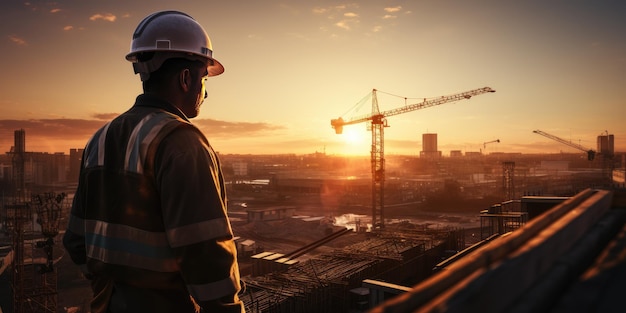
[1,1,624,156]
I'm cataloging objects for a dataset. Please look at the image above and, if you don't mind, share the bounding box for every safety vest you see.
[64,96,242,311]
[67,108,235,289]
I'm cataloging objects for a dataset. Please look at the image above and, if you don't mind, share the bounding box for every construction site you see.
[1,86,625,312]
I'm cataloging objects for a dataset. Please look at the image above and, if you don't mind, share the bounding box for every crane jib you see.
[332,87,495,127]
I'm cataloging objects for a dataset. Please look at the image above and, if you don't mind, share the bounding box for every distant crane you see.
[483,139,500,153]
[331,87,495,229]
[533,129,596,161]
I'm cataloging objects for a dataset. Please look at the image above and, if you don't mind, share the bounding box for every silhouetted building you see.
[420,133,441,158]
[69,148,83,183]
[450,150,463,157]
[3,130,73,193]
[12,129,26,200]
[597,134,614,156]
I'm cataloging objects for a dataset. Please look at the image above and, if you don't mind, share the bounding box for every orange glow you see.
[334,127,371,155]
[342,127,367,146]
[0,2,624,155]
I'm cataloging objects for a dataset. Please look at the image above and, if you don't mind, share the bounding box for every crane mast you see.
[533,129,596,160]
[331,87,495,230]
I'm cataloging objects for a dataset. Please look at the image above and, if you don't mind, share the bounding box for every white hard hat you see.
[126,11,224,81]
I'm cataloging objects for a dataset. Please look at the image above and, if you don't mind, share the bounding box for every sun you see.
[329,126,371,156]
[342,127,368,146]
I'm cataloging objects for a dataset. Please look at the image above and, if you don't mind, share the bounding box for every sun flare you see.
[342,127,368,146]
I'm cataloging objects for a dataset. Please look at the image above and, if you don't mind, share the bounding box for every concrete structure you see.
[366,188,626,313]
[242,227,462,312]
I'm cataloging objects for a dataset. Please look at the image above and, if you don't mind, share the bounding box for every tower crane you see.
[533,129,596,160]
[331,87,495,230]
[484,139,500,150]
[483,139,500,153]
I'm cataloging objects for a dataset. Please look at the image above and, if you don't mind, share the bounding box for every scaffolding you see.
[502,161,515,201]
[242,228,463,312]
[480,204,528,240]
[6,192,64,313]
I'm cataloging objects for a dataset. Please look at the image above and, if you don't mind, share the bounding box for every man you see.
[63,11,244,313]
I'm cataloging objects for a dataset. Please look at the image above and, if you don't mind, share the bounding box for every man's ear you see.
[179,68,192,92]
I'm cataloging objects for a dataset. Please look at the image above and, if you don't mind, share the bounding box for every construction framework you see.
[503,161,515,201]
[7,193,64,313]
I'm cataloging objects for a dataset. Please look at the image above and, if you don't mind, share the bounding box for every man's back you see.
[64,10,244,312]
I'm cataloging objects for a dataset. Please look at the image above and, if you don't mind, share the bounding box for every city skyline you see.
[0,127,617,159]
[1,1,625,156]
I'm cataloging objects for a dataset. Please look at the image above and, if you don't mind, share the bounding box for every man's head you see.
[140,56,209,118]
[125,11,223,118]
[126,11,223,80]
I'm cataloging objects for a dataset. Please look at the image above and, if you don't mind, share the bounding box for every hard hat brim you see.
[208,58,224,76]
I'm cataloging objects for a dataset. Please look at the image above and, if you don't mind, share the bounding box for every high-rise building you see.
[597,134,614,156]
[13,129,26,199]
[14,129,26,154]
[69,148,84,183]
[420,133,441,158]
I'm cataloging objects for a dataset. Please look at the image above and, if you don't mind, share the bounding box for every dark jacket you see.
[63,94,244,313]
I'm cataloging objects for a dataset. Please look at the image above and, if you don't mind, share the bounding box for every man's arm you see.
[156,126,244,312]
[63,181,89,273]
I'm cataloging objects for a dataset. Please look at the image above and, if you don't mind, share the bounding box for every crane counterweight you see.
[330,118,344,134]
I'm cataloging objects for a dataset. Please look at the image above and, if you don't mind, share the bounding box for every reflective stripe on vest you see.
[79,111,186,272]
[83,218,179,272]
[125,112,181,174]
[84,111,183,173]
[84,121,111,168]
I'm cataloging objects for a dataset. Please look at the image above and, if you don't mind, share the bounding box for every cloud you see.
[384,6,402,13]
[92,113,118,120]
[50,8,61,13]
[312,4,366,33]
[8,35,27,46]
[383,6,404,20]
[89,13,116,22]
[335,21,351,30]
[335,9,360,31]
[0,119,105,140]
[63,26,73,31]
[194,119,284,138]
[0,118,285,153]
[0,118,283,139]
